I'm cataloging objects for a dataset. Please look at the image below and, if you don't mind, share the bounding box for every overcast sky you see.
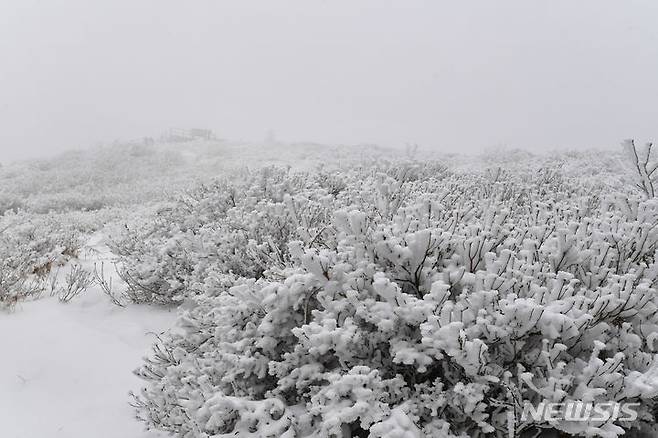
[1,0,657,161]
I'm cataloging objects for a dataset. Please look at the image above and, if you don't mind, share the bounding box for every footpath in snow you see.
[0,233,177,438]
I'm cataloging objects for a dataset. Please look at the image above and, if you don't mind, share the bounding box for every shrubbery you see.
[0,143,190,214]
[130,151,658,437]
[0,211,88,308]
[5,140,658,437]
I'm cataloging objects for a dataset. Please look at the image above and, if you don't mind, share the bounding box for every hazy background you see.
[1,0,657,162]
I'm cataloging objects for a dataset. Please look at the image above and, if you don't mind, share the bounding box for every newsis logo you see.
[520,401,640,423]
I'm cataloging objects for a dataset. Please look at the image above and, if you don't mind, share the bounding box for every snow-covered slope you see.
[0,234,176,438]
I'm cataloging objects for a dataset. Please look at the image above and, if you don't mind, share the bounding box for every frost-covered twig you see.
[93,261,126,307]
[58,264,94,303]
[621,138,658,198]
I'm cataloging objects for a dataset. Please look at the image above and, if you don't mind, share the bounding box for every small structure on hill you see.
[161,128,216,143]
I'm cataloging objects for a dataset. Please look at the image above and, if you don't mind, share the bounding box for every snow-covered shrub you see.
[133,157,658,437]
[0,192,25,215]
[93,261,127,307]
[111,167,337,304]
[0,258,43,310]
[57,263,95,303]
[0,211,87,308]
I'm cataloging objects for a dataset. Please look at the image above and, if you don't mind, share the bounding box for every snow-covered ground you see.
[0,234,177,438]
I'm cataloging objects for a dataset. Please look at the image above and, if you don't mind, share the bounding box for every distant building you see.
[162,128,216,143]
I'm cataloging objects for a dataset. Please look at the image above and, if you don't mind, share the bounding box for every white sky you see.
[1,0,657,161]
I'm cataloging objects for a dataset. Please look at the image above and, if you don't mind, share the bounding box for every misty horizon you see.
[2,1,657,162]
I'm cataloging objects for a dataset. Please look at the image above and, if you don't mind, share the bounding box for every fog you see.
[1,0,657,162]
